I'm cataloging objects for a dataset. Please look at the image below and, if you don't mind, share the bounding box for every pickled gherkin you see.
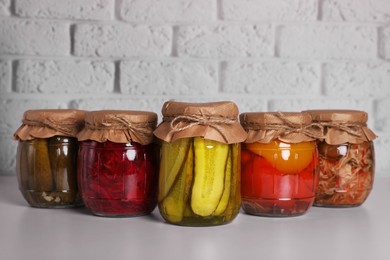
[16,137,81,208]
[158,137,241,226]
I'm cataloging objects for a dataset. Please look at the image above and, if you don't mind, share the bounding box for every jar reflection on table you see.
[78,140,159,217]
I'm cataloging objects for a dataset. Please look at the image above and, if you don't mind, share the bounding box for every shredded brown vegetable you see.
[315,142,374,207]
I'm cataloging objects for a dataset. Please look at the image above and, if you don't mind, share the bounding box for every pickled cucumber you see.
[191,137,229,217]
[33,139,53,191]
[161,142,194,223]
[158,138,191,201]
[212,148,232,216]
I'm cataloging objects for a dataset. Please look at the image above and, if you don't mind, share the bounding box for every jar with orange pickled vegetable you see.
[154,101,247,226]
[305,110,377,207]
[240,112,320,217]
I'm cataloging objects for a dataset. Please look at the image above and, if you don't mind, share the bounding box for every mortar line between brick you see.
[317,0,323,21]
[216,0,223,20]
[70,24,76,56]
[218,61,224,93]
[171,26,179,57]
[11,61,18,93]
[113,61,121,93]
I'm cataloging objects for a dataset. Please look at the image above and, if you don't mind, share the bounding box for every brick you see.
[0,99,66,136]
[0,20,69,56]
[74,24,172,58]
[381,26,390,60]
[177,24,273,58]
[223,61,320,95]
[120,61,218,95]
[324,62,390,98]
[373,134,390,175]
[70,97,166,116]
[15,0,114,20]
[221,0,317,21]
[374,98,390,132]
[278,25,377,59]
[0,136,16,175]
[322,0,390,22]
[0,0,10,16]
[0,60,10,93]
[120,0,215,22]
[15,60,114,93]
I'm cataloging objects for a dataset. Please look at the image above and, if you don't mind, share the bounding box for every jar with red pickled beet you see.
[77,110,159,217]
[305,110,377,208]
[154,101,247,226]
[240,112,320,217]
[13,109,86,208]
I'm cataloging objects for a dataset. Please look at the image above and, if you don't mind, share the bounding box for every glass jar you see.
[154,101,247,226]
[14,109,85,208]
[305,110,377,207]
[240,112,319,217]
[77,110,159,217]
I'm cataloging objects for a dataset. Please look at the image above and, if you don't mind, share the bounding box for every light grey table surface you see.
[1,176,389,260]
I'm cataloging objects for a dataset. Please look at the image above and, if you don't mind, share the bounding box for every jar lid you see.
[154,101,247,144]
[240,112,322,143]
[304,109,377,144]
[13,109,86,140]
[77,110,157,145]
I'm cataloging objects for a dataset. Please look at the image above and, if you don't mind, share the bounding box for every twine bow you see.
[165,114,237,142]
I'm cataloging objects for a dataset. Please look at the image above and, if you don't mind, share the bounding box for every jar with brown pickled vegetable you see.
[305,110,377,207]
[154,101,247,226]
[240,112,320,217]
[13,109,85,208]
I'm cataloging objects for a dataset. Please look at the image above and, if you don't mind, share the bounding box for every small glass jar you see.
[77,110,159,217]
[305,110,377,207]
[14,109,85,208]
[240,112,319,217]
[154,101,247,226]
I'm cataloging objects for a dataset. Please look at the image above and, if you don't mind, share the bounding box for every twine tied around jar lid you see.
[77,110,157,145]
[154,101,247,144]
[304,109,377,145]
[240,112,323,144]
[13,109,86,140]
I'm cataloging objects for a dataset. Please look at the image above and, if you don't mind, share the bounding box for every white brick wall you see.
[1,0,390,176]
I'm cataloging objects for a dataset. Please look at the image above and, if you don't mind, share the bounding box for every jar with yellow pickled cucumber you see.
[154,101,247,226]
[240,112,320,217]
[304,110,377,208]
[13,109,85,208]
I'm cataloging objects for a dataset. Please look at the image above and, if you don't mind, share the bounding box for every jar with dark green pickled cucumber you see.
[13,109,85,208]
[154,101,247,226]
[304,110,377,207]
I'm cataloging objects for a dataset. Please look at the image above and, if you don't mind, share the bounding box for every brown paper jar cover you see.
[153,101,247,144]
[13,109,86,140]
[240,112,321,144]
[77,110,157,145]
[304,109,377,145]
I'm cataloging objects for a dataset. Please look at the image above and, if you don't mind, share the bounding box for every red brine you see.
[241,143,318,217]
[78,141,159,216]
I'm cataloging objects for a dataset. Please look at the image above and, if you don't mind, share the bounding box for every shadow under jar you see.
[14,109,85,208]
[77,110,159,217]
[240,112,320,217]
[154,101,247,226]
[305,110,377,208]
